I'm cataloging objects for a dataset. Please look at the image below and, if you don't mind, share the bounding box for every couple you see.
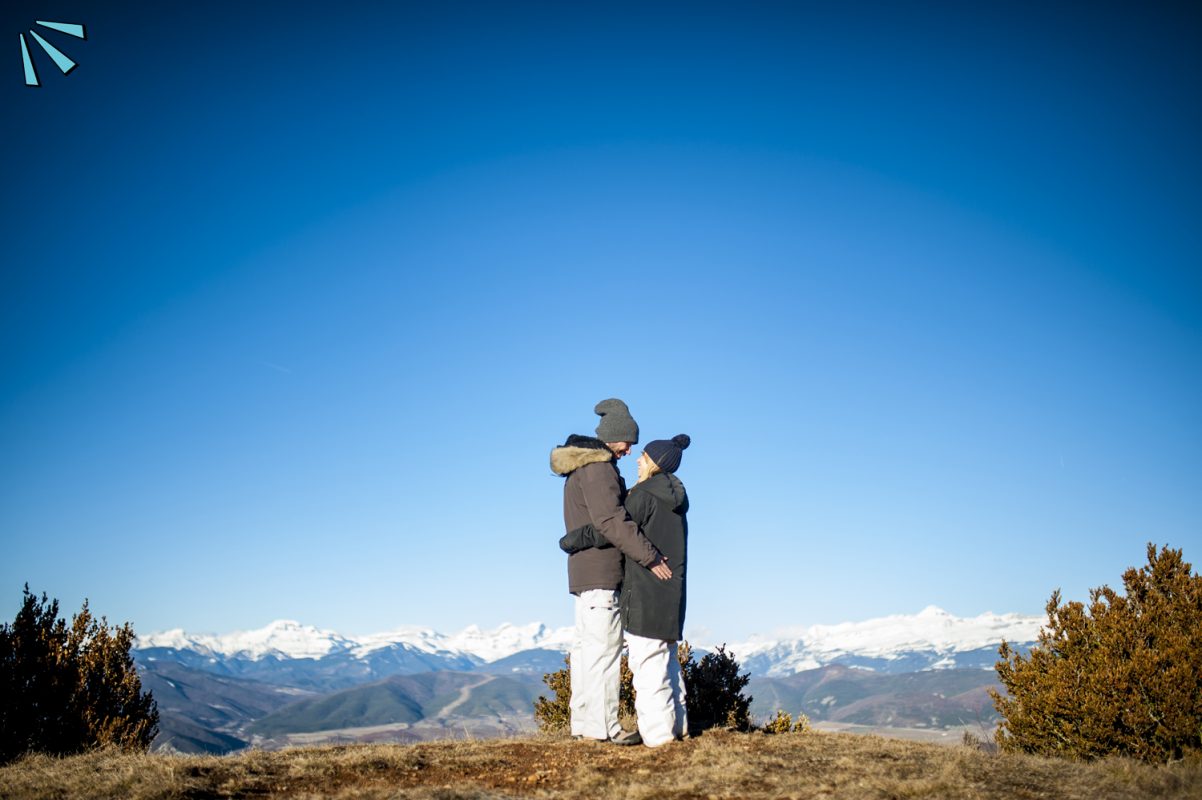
[550,398,690,748]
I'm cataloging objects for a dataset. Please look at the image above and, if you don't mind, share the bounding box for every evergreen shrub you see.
[535,641,753,735]
[991,544,1201,763]
[683,643,752,732]
[0,586,159,763]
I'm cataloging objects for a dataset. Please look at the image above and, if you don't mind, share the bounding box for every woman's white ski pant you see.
[626,632,688,747]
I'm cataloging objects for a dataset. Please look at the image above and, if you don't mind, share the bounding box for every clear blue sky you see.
[2,1,1198,641]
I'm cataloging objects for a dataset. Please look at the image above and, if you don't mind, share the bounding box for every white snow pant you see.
[570,589,623,740]
[626,632,689,747]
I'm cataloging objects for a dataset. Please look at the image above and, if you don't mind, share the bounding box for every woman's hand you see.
[650,556,672,580]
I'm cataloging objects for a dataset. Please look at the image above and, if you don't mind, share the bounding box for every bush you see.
[761,709,812,734]
[534,650,665,733]
[534,641,753,735]
[0,586,159,763]
[762,710,793,734]
[683,643,752,732]
[533,656,573,733]
[991,544,1202,763]
[619,650,636,724]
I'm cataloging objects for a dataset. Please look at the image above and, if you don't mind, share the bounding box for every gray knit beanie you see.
[594,398,639,444]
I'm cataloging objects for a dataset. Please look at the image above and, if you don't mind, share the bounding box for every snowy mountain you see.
[135,607,1044,754]
[139,620,573,665]
[727,606,1044,676]
[137,607,1040,680]
[140,620,359,661]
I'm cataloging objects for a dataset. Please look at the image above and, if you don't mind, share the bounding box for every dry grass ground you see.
[2,729,1199,800]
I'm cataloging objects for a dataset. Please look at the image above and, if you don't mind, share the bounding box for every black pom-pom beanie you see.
[645,434,690,473]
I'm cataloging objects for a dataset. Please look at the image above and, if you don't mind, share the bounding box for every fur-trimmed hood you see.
[550,434,614,476]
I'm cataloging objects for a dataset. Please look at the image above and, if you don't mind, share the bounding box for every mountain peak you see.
[264,619,306,630]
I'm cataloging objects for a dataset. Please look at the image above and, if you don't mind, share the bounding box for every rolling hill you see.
[750,664,1000,729]
[246,671,545,743]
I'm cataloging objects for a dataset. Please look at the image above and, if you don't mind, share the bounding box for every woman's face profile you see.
[636,452,654,481]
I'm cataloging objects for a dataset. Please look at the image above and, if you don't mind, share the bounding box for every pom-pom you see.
[672,434,691,450]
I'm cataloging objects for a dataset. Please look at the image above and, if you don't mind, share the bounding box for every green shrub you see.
[534,649,667,733]
[991,544,1202,763]
[683,644,752,733]
[533,656,572,732]
[619,650,636,724]
[761,709,812,734]
[534,641,753,735]
[762,710,793,734]
[0,586,159,763]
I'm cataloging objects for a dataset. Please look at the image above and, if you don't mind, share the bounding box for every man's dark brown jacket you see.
[550,435,661,593]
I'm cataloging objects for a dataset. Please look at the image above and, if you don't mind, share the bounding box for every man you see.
[549,398,672,745]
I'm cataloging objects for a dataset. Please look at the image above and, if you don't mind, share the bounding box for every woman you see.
[560,434,691,747]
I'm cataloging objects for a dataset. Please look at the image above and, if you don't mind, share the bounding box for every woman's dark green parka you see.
[622,471,689,642]
[560,470,689,642]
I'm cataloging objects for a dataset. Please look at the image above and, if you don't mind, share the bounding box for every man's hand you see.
[650,556,672,580]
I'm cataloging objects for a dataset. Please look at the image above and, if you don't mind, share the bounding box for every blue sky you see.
[2,1,1198,641]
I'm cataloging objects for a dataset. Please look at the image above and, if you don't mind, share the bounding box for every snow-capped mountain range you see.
[730,606,1042,676]
[139,620,574,665]
[137,606,1042,677]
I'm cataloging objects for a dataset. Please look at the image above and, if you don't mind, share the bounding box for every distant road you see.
[434,675,496,719]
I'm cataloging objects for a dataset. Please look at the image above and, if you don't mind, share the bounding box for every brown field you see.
[2,729,1199,800]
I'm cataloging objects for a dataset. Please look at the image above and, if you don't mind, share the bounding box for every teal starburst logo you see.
[20,20,87,87]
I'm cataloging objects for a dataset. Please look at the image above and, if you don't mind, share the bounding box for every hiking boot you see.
[609,730,642,746]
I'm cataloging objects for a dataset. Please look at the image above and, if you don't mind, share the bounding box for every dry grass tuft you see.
[1,729,1200,800]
